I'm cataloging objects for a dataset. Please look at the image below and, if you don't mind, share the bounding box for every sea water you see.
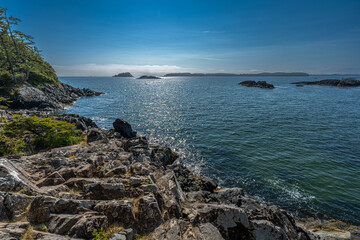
[60,75,360,224]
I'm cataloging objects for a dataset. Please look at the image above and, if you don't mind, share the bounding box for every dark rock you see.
[94,200,135,225]
[238,81,275,89]
[105,165,128,177]
[150,145,179,166]
[36,171,65,187]
[173,164,217,192]
[28,196,52,224]
[86,128,108,143]
[54,113,98,131]
[47,213,108,238]
[84,183,126,200]
[137,75,161,79]
[136,194,163,231]
[0,192,33,220]
[208,188,244,207]
[351,229,360,240]
[0,222,30,239]
[189,203,251,239]
[113,119,137,138]
[338,78,360,87]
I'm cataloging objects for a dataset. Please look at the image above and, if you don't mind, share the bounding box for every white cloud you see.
[54,64,195,77]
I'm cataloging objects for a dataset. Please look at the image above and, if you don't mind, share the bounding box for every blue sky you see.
[2,0,360,76]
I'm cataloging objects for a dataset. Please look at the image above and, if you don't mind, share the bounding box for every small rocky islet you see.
[137,75,161,79]
[238,81,275,89]
[291,78,360,87]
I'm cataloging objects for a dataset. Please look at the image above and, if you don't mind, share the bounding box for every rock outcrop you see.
[0,112,357,239]
[238,81,275,89]
[6,82,103,110]
[113,118,137,138]
[291,78,360,87]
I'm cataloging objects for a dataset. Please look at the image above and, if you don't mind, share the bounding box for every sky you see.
[2,0,360,76]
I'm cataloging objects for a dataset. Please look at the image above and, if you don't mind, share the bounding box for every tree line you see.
[0,7,57,87]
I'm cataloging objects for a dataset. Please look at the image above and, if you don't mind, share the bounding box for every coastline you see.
[0,85,359,239]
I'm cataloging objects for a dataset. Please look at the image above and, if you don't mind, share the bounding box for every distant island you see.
[112,72,134,77]
[137,75,161,79]
[291,78,360,87]
[163,72,309,77]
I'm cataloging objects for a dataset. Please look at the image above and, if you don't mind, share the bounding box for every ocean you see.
[59,75,360,224]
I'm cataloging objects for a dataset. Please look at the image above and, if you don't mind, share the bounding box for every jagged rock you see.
[43,184,71,197]
[130,162,150,176]
[77,164,96,178]
[136,194,163,231]
[105,165,128,177]
[64,178,99,189]
[2,192,33,220]
[28,196,52,224]
[93,200,135,225]
[86,128,108,143]
[123,137,148,151]
[149,220,224,240]
[196,223,225,240]
[68,214,108,238]
[54,114,98,131]
[48,213,108,238]
[141,184,158,193]
[155,170,185,217]
[84,183,126,200]
[0,165,28,192]
[37,171,65,187]
[150,146,178,166]
[113,119,137,138]
[208,188,244,207]
[173,164,217,192]
[251,220,286,239]
[0,222,29,239]
[188,203,251,239]
[129,177,146,187]
[110,228,134,240]
[351,230,360,240]
[9,82,103,110]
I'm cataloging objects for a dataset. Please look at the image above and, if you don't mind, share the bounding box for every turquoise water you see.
[60,76,360,224]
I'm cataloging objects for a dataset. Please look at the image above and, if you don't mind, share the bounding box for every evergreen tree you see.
[0,6,58,89]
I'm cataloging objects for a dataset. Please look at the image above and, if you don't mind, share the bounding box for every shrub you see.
[0,129,26,156]
[0,97,13,109]
[92,228,112,240]
[0,116,83,156]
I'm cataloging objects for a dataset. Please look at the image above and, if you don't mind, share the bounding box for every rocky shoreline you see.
[3,82,103,110]
[0,109,358,240]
